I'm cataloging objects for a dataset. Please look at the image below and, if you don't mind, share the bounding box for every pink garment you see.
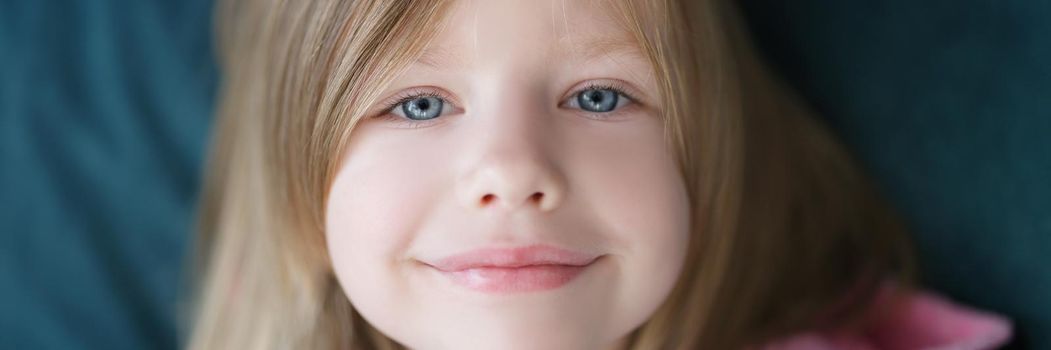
[762,284,1012,350]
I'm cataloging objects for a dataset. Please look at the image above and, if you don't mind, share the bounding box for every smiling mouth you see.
[422,244,602,294]
[436,263,596,293]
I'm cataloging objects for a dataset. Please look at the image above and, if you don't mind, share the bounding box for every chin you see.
[431,330,605,350]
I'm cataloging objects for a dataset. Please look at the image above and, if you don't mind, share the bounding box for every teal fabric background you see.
[0,1,216,349]
[739,1,1050,348]
[0,0,1046,349]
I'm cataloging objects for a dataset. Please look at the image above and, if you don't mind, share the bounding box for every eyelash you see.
[568,81,638,117]
[373,81,640,128]
[379,89,454,115]
[375,88,455,128]
[575,82,636,104]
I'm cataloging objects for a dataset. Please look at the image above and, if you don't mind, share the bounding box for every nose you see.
[455,118,567,213]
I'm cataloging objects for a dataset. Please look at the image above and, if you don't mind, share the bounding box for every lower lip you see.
[438,264,591,294]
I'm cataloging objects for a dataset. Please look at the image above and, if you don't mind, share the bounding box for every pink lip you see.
[425,244,600,294]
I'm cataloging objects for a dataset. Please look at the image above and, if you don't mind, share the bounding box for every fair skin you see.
[326,0,690,349]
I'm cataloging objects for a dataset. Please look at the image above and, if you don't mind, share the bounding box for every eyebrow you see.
[415,45,471,70]
[411,36,646,70]
[565,36,647,66]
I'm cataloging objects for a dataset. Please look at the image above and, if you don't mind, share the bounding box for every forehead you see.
[415,0,644,70]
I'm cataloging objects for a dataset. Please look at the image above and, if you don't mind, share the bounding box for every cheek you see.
[325,132,450,331]
[563,119,691,325]
[566,118,691,249]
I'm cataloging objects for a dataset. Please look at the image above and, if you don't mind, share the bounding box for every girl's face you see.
[326,0,690,348]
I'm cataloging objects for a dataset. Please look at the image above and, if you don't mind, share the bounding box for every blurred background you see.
[0,0,1048,349]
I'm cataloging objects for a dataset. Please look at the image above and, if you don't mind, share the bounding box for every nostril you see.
[478,193,546,208]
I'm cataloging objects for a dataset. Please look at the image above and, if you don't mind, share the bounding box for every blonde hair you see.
[186,0,914,349]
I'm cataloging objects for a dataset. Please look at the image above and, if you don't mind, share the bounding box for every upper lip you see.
[425,244,601,272]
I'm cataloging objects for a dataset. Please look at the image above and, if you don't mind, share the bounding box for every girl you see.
[186,0,1012,349]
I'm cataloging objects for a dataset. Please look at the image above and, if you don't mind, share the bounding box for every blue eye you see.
[571,87,631,113]
[394,96,445,120]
